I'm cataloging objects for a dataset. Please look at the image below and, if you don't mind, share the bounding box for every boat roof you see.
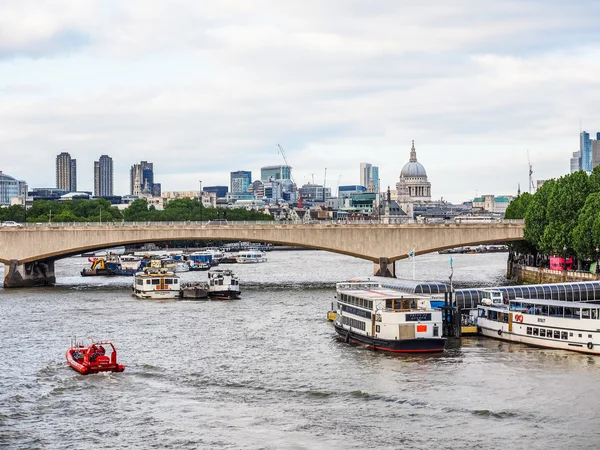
[341,277,452,294]
[135,271,178,277]
[510,298,600,309]
[337,286,431,300]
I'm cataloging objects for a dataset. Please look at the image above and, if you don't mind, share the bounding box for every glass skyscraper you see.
[581,131,592,172]
[0,171,27,206]
[230,171,252,193]
[260,165,291,182]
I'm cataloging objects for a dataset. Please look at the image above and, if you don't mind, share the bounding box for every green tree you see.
[524,179,556,250]
[504,193,536,255]
[540,171,591,255]
[572,193,600,261]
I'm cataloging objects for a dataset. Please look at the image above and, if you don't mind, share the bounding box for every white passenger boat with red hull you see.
[334,281,445,353]
[477,289,600,354]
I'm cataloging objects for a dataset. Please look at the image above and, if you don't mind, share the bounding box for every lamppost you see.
[596,247,599,274]
[199,180,203,223]
[563,246,568,270]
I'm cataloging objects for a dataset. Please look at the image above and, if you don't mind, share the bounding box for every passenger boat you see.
[236,250,267,264]
[207,269,241,299]
[477,289,600,354]
[133,268,181,299]
[334,281,445,353]
[66,341,125,375]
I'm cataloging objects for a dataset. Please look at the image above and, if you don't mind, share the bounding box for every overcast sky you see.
[1,1,599,202]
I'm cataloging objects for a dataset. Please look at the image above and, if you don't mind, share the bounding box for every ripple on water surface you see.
[1,251,600,449]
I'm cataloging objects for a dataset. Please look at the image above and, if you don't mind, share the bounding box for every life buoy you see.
[515,314,524,323]
[498,329,502,336]
[588,342,593,350]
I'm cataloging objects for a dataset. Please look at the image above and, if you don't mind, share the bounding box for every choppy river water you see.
[1,251,599,449]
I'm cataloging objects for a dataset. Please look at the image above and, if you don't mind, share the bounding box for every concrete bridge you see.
[0,220,524,287]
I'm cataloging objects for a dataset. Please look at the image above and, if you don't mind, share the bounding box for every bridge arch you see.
[0,221,524,287]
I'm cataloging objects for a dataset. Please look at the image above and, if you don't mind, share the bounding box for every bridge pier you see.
[373,258,395,278]
[4,259,56,288]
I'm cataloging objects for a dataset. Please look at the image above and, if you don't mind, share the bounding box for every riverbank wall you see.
[507,261,598,284]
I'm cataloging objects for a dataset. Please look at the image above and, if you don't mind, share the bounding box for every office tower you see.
[204,186,228,198]
[230,171,252,193]
[94,155,114,196]
[570,151,581,173]
[260,165,292,182]
[360,162,379,192]
[593,143,600,171]
[581,131,592,172]
[56,152,77,192]
[130,161,154,196]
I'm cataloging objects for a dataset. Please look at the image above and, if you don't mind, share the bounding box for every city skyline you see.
[2,2,600,202]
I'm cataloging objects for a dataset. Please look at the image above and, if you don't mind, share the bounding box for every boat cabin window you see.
[540,305,549,316]
[592,309,598,320]
[165,279,172,285]
[533,328,539,336]
[386,298,417,310]
[539,329,546,337]
[549,306,561,317]
[489,310,498,321]
[146,280,151,285]
[510,302,523,311]
[136,279,143,285]
[526,327,532,335]
[554,330,560,339]
[478,308,487,318]
[582,309,590,319]
[152,279,160,285]
[561,332,568,340]
[174,279,178,284]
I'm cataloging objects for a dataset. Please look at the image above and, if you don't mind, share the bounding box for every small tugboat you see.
[133,268,181,299]
[181,270,241,299]
[333,281,445,353]
[208,269,241,299]
[81,254,139,276]
[66,341,125,375]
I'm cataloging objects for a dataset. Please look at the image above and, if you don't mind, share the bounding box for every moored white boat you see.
[236,250,267,264]
[175,261,190,272]
[477,289,600,354]
[333,281,445,353]
[207,269,241,299]
[133,269,181,299]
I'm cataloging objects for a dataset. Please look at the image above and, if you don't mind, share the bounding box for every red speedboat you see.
[66,341,125,375]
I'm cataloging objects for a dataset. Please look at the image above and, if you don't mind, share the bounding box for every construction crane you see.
[277,144,296,185]
[527,150,534,194]
[278,144,302,207]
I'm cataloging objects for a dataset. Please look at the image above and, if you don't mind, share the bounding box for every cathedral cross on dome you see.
[409,140,417,162]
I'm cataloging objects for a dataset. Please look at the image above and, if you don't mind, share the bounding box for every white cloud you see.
[1,0,599,201]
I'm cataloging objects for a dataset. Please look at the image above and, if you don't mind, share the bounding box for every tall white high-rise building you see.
[56,152,76,192]
[94,155,114,196]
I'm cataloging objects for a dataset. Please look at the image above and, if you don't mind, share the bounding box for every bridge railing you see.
[11,219,525,228]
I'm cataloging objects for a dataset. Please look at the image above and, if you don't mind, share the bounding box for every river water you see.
[1,251,599,449]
